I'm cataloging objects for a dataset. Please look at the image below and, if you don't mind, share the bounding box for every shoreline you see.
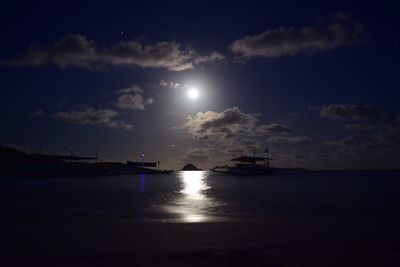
[2,218,400,266]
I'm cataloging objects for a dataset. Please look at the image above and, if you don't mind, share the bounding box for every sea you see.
[2,170,400,223]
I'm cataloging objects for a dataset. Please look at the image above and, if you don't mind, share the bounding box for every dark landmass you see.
[0,145,172,176]
[182,163,202,171]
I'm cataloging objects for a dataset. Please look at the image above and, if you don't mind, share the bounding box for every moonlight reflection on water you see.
[163,171,219,222]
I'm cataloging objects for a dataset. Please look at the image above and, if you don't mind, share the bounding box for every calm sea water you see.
[1,170,400,223]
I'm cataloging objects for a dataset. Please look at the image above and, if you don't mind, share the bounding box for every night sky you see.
[1,0,399,169]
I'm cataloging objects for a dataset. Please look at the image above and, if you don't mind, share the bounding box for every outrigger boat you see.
[211,147,275,176]
[114,157,173,175]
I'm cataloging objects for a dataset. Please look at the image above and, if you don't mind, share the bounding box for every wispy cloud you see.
[230,13,362,60]
[4,34,225,72]
[56,107,133,130]
[267,136,313,144]
[345,124,392,131]
[5,34,97,68]
[116,85,143,94]
[159,80,182,89]
[320,104,384,120]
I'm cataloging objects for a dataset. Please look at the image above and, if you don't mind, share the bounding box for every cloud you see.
[372,127,400,147]
[56,99,68,108]
[230,13,362,59]
[396,115,400,124]
[160,80,181,89]
[101,41,197,71]
[267,136,313,144]
[182,107,258,141]
[325,126,400,152]
[345,124,392,131]
[182,148,211,163]
[181,106,300,156]
[255,123,293,136]
[335,134,364,146]
[56,108,132,129]
[193,51,225,64]
[5,35,225,71]
[5,34,97,68]
[116,85,143,94]
[114,85,153,110]
[314,128,400,169]
[320,104,384,120]
[146,98,154,104]
[115,94,146,110]
[31,109,44,117]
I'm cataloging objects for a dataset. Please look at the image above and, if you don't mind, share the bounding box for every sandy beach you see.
[2,218,400,266]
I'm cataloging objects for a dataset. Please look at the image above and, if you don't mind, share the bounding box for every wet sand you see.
[2,218,400,266]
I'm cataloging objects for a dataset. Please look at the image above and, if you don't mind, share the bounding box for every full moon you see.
[187,87,199,99]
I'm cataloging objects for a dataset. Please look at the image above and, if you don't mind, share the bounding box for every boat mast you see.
[141,153,144,168]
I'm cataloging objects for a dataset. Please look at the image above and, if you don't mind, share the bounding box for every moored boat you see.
[113,160,173,174]
[211,147,275,176]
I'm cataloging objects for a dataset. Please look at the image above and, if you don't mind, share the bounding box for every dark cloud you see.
[230,13,362,59]
[56,108,132,129]
[4,35,224,71]
[338,134,364,146]
[326,126,400,153]
[255,123,293,136]
[345,124,392,131]
[267,135,313,144]
[5,34,97,68]
[396,115,400,124]
[372,127,400,147]
[31,109,44,117]
[320,104,384,120]
[182,148,211,163]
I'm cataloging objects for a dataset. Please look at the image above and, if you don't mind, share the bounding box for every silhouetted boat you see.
[113,160,173,174]
[0,147,117,176]
[211,147,275,176]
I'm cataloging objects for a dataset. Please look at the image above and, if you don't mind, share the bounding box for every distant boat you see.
[114,160,173,175]
[211,147,275,176]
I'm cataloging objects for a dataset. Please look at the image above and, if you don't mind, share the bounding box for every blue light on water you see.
[140,174,146,193]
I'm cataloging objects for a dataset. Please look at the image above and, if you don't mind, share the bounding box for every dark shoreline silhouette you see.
[2,145,399,177]
[181,163,202,171]
[0,146,173,176]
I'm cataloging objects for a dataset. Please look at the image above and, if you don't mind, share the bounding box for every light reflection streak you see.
[180,171,209,199]
[140,174,146,193]
[164,171,216,222]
